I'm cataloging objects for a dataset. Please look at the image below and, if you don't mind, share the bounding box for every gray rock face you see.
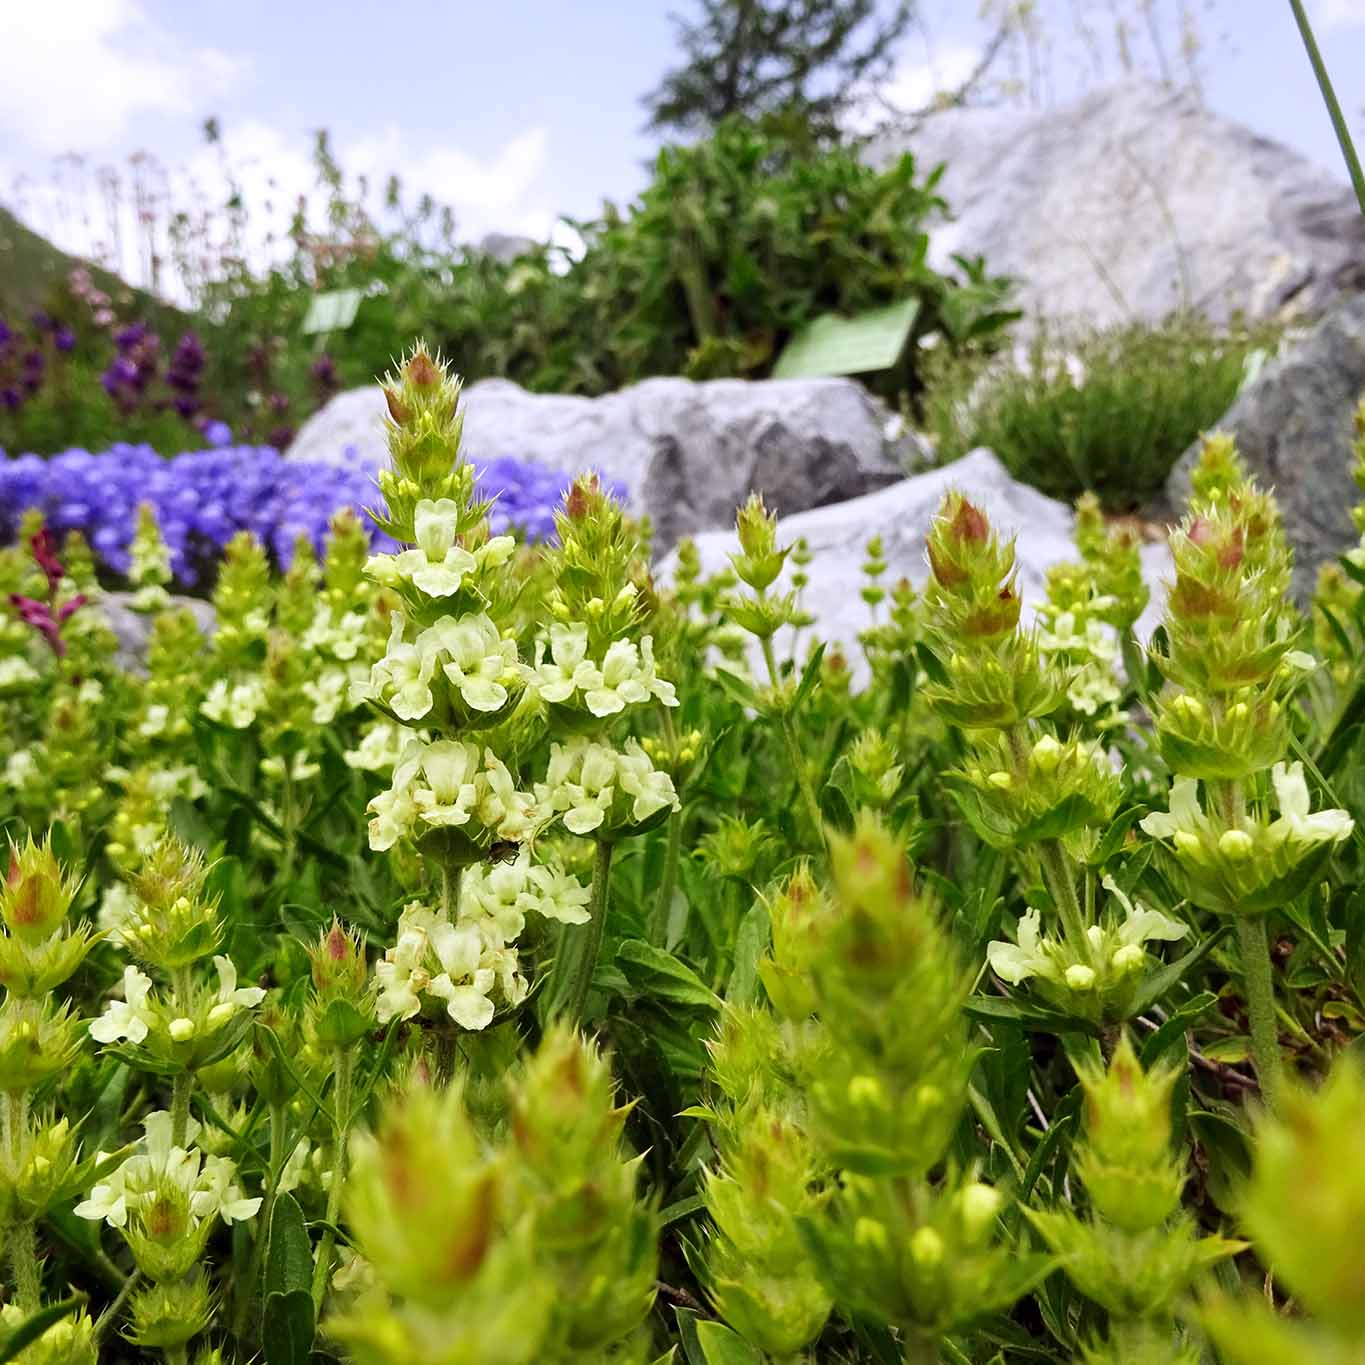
[287,376,917,551]
[660,449,1171,677]
[867,80,1365,330]
[100,592,215,672]
[1167,293,1365,599]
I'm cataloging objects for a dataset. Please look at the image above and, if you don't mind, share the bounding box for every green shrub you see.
[924,314,1271,509]
[200,117,1016,418]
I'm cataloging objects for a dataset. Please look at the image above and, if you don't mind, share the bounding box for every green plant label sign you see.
[773,297,920,379]
[301,288,362,335]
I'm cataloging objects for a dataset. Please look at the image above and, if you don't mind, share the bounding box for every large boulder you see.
[1167,292,1365,599]
[867,80,1365,330]
[287,376,919,551]
[659,448,1171,678]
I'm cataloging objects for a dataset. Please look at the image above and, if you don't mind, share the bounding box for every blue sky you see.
[2,0,1365,291]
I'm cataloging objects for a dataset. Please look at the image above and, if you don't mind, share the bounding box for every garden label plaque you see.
[773,296,920,379]
[302,288,363,335]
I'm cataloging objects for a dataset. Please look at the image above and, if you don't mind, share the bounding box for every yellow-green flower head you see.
[1071,494,1150,633]
[986,878,1187,1025]
[925,491,1022,644]
[802,1168,1037,1341]
[533,737,679,841]
[342,1080,513,1309]
[731,493,790,592]
[947,732,1122,849]
[0,1111,83,1226]
[1140,764,1352,914]
[704,1104,833,1356]
[758,864,835,1022]
[1153,683,1299,782]
[1237,1058,1365,1334]
[361,609,529,731]
[88,957,267,1068]
[0,1303,97,1365]
[532,622,678,726]
[0,997,84,1093]
[367,738,535,865]
[126,1273,214,1351]
[1,835,78,944]
[1071,1034,1186,1232]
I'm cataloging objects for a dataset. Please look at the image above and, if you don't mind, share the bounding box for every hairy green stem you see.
[760,635,827,857]
[170,1072,193,1149]
[1236,914,1286,1110]
[165,1346,188,1365]
[8,1217,39,1312]
[311,1048,356,1310]
[1038,840,1095,968]
[649,810,684,947]
[1289,0,1365,218]
[563,841,614,1023]
[233,1103,288,1341]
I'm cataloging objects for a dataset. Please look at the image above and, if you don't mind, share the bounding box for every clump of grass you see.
[922,314,1273,510]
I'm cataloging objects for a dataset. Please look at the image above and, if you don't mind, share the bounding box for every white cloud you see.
[5,117,557,301]
[1318,0,1365,25]
[846,43,982,135]
[882,44,983,114]
[0,0,239,152]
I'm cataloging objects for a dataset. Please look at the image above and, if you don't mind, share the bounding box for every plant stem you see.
[311,1047,355,1311]
[165,1346,188,1365]
[1289,0,1365,218]
[1038,840,1095,967]
[170,1072,193,1148]
[759,635,827,858]
[1236,914,1286,1110]
[648,809,684,947]
[440,863,461,919]
[233,1103,288,1341]
[561,840,614,1023]
[8,1218,39,1311]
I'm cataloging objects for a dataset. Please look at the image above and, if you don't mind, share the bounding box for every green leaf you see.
[1139,990,1218,1066]
[711,669,760,710]
[265,1193,312,1298]
[1203,1036,1252,1064]
[725,900,770,1006]
[659,1194,707,1229]
[791,642,827,711]
[262,1288,315,1365]
[617,940,719,1008]
[1129,926,1231,1017]
[0,1294,85,1362]
[696,1319,763,1365]
[963,994,1101,1038]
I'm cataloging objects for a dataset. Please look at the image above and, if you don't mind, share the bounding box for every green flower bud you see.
[732,494,788,592]
[309,921,375,1047]
[127,1271,214,1350]
[1073,1035,1184,1233]
[1,837,78,943]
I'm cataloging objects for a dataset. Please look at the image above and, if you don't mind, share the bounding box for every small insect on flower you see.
[486,841,521,866]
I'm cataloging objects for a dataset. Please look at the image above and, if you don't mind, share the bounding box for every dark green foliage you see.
[641,0,915,139]
[923,315,1271,509]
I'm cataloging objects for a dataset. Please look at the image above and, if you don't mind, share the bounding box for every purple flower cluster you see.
[0,313,68,412]
[0,443,608,588]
